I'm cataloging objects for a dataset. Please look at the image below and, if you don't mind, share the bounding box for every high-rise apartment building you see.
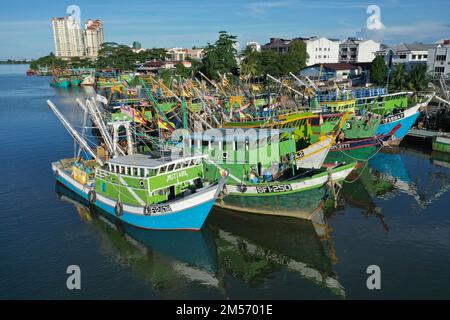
[52,17,104,59]
[52,16,85,58]
[84,20,104,58]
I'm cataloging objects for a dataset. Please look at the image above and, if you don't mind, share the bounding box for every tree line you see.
[30,31,309,81]
[370,55,430,92]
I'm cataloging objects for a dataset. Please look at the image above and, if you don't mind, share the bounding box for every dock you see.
[406,129,439,140]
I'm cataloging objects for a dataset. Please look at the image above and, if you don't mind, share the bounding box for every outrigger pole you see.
[267,74,304,96]
[47,100,104,166]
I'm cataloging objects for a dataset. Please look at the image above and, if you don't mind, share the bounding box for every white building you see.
[303,37,340,66]
[427,41,450,78]
[167,48,204,61]
[375,43,436,71]
[52,16,85,58]
[246,42,261,52]
[84,20,104,58]
[339,38,380,63]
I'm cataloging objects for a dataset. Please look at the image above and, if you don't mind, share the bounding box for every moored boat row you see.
[47,72,434,231]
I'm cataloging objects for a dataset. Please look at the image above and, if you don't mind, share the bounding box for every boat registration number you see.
[256,185,293,194]
[382,112,404,124]
[145,205,172,215]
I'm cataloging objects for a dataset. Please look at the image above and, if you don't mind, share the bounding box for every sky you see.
[1,0,449,60]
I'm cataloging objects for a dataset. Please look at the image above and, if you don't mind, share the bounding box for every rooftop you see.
[308,63,358,71]
[107,154,206,169]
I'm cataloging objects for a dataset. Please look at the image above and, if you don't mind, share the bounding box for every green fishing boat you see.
[432,133,450,153]
[180,127,355,217]
[50,77,71,88]
[70,77,81,87]
[48,100,227,231]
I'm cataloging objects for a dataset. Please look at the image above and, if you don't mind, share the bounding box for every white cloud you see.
[247,1,292,16]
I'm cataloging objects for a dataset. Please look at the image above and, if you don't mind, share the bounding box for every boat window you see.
[168,164,175,171]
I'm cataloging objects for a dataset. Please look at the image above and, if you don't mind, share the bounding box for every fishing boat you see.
[219,162,356,217]
[432,132,450,154]
[81,74,95,86]
[47,100,227,231]
[375,96,432,144]
[70,77,81,87]
[50,77,71,88]
[325,123,401,164]
[181,127,355,217]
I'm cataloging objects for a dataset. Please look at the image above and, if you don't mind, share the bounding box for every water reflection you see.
[56,181,345,298]
[56,183,220,291]
[328,147,450,220]
[209,208,345,298]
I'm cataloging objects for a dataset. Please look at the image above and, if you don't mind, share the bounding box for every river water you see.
[0,65,449,299]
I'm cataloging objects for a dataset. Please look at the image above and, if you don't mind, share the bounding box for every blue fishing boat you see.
[47,100,227,231]
[376,97,432,143]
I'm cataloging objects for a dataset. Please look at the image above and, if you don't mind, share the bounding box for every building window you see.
[412,55,416,60]
[436,55,447,61]
[424,55,428,59]
[399,54,407,59]
[435,67,445,73]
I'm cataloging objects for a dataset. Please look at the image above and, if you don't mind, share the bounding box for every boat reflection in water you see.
[56,181,345,298]
[208,208,346,298]
[327,146,450,224]
[56,183,221,291]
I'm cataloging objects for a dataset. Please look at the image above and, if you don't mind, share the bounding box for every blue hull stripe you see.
[56,175,213,231]
[376,112,420,140]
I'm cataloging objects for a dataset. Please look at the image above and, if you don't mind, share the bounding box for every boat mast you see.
[47,100,104,166]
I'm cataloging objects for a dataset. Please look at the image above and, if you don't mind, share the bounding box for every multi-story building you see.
[261,38,293,54]
[303,37,340,66]
[375,42,436,71]
[52,17,104,59]
[84,20,104,58]
[51,16,85,58]
[427,40,450,78]
[339,38,380,63]
[261,36,340,66]
[246,42,261,52]
[167,47,205,61]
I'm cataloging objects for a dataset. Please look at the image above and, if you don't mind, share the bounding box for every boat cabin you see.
[94,154,207,206]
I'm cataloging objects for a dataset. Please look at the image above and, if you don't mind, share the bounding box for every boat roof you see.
[107,154,206,169]
[186,128,294,142]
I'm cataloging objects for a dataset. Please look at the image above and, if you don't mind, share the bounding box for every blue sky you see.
[1,0,449,60]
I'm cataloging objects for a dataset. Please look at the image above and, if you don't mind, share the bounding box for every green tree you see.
[281,41,308,75]
[240,48,258,78]
[370,56,387,85]
[408,64,429,92]
[390,63,409,90]
[30,53,68,71]
[96,42,137,70]
[201,31,239,80]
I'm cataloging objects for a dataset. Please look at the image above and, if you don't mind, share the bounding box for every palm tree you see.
[390,64,409,90]
[408,64,429,93]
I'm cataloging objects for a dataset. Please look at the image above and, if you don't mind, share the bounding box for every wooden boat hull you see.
[296,135,334,169]
[70,78,81,86]
[432,135,450,154]
[217,163,356,219]
[326,124,401,163]
[81,75,95,86]
[50,79,71,88]
[52,162,224,231]
[376,102,426,142]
